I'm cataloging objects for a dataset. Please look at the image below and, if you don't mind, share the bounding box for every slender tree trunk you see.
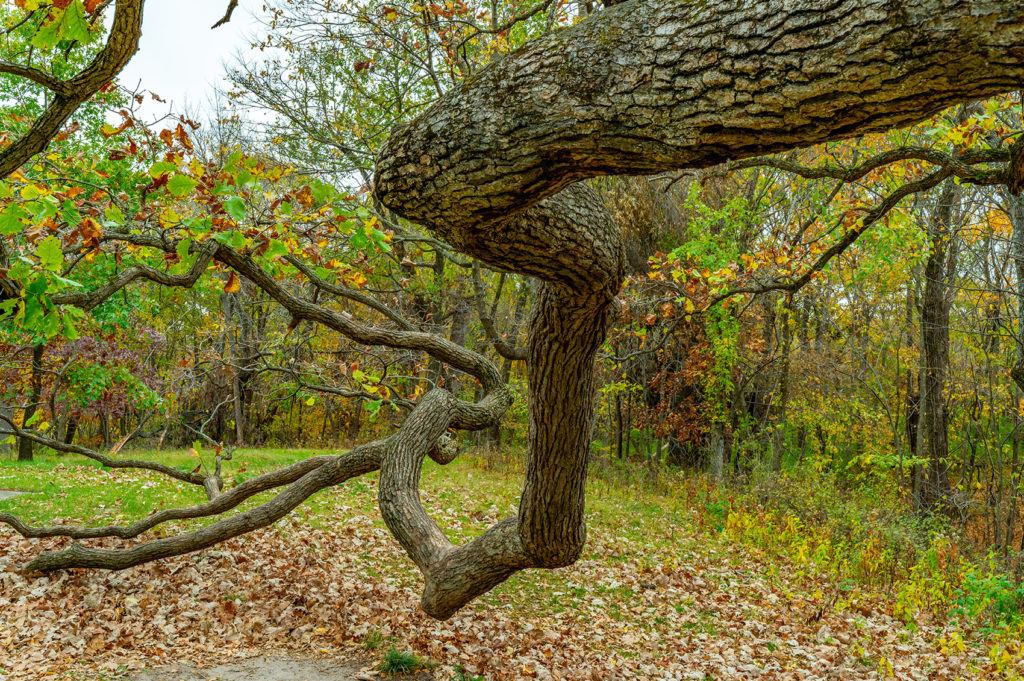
[771,295,795,473]
[64,417,78,446]
[614,393,624,459]
[233,375,246,446]
[100,413,112,449]
[709,421,725,480]
[17,343,45,462]
[917,180,960,514]
[347,399,362,443]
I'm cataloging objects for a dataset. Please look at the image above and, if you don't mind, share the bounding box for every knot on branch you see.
[428,432,460,465]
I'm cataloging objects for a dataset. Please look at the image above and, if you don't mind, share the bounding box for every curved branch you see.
[709,167,952,305]
[0,416,209,487]
[23,444,383,571]
[52,245,215,311]
[1,455,337,540]
[706,142,1022,306]
[729,146,1010,184]
[285,254,413,329]
[0,0,145,179]
[0,61,72,96]
[471,263,526,361]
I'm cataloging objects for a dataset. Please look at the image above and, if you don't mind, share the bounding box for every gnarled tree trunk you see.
[374,0,1024,617]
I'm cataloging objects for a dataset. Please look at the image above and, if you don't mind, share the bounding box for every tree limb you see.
[0,0,146,179]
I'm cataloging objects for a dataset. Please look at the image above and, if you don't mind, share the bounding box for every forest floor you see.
[0,448,1021,681]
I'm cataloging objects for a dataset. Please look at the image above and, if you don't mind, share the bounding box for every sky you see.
[115,0,264,119]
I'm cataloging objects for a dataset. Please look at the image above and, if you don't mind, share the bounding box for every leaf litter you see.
[0,459,1020,681]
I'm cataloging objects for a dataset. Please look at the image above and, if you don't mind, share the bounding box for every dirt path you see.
[0,491,26,501]
[131,655,384,681]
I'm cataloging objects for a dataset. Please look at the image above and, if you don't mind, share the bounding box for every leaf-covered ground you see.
[0,451,1019,680]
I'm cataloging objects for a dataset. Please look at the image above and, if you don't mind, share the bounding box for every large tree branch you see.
[52,245,216,311]
[0,61,72,96]
[0,0,145,179]
[706,143,1017,305]
[0,415,208,488]
[23,444,383,571]
[375,0,1024,235]
[729,146,1010,184]
[285,254,414,330]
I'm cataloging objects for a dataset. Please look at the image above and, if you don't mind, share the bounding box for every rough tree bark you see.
[0,0,145,178]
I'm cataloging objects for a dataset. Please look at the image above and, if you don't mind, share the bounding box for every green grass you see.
[378,646,432,676]
[0,447,323,528]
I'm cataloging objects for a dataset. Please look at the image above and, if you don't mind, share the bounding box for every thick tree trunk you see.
[373,0,1024,615]
[17,343,45,462]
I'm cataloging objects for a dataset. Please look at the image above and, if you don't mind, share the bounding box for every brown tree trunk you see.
[916,180,960,513]
[771,296,795,473]
[17,343,45,462]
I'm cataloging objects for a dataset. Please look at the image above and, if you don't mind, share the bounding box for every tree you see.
[3,0,1024,621]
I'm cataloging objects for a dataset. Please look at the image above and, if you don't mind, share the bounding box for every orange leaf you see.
[224,271,241,293]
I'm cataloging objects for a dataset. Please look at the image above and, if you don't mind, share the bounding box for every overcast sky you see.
[116,0,264,119]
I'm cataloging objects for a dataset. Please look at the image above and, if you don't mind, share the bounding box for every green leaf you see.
[58,1,91,44]
[60,200,81,227]
[31,11,62,49]
[40,311,61,338]
[0,204,26,236]
[36,236,64,272]
[148,161,177,179]
[176,237,192,261]
[349,230,369,250]
[167,174,198,198]
[223,197,246,221]
[60,315,76,339]
[265,239,289,259]
[104,204,125,226]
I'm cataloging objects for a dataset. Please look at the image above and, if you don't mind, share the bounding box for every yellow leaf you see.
[224,271,241,293]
